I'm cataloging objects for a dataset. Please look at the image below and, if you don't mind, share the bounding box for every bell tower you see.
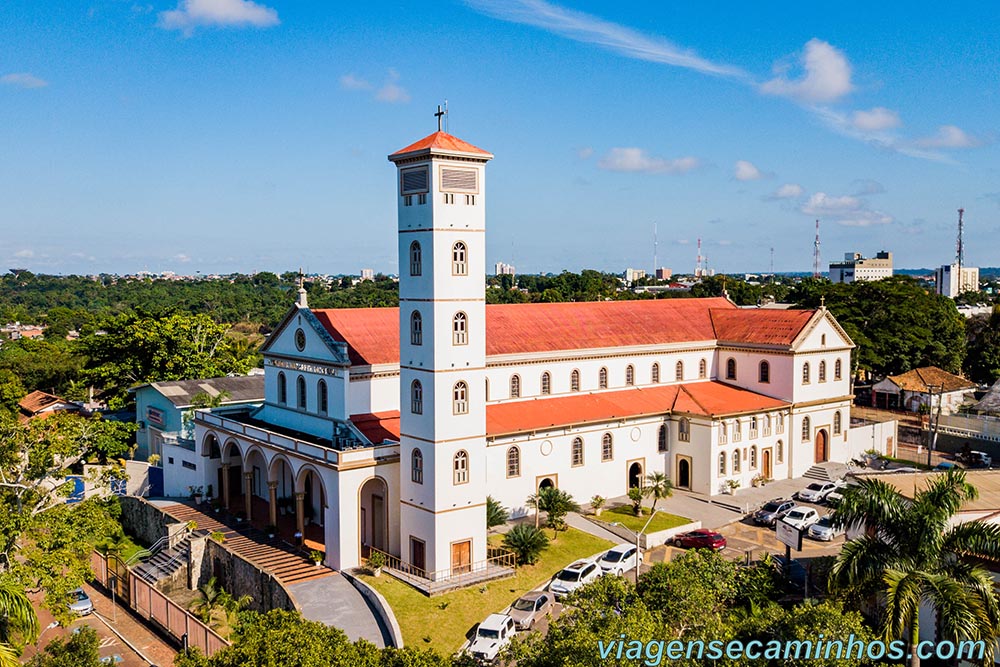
[388,113,493,579]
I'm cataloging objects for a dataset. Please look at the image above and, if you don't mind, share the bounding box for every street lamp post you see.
[35,621,59,647]
[613,509,660,581]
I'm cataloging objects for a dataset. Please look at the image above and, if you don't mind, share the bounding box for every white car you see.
[468,613,516,664]
[796,481,842,503]
[782,506,820,531]
[550,560,602,598]
[599,544,642,576]
[807,516,844,541]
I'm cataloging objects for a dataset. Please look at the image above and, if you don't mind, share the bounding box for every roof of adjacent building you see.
[389,131,493,159]
[861,470,1000,513]
[972,378,1000,415]
[18,390,81,419]
[311,299,821,367]
[883,366,976,394]
[133,375,265,408]
[348,381,788,442]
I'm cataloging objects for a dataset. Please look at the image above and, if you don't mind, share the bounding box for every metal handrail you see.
[365,545,516,584]
[126,535,170,565]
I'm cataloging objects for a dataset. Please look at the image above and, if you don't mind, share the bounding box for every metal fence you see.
[91,551,229,657]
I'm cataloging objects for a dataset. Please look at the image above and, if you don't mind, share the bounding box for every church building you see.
[192,124,856,582]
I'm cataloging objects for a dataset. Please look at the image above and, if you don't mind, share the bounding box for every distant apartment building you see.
[935,263,979,298]
[494,262,516,276]
[360,268,375,281]
[828,251,893,284]
[625,268,647,283]
[655,267,672,280]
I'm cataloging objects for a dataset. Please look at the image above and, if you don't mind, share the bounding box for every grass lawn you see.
[97,534,145,563]
[358,525,612,652]
[601,505,690,533]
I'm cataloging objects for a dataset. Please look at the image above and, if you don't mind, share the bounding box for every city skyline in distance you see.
[2,1,998,276]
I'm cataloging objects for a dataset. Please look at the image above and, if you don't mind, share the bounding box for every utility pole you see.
[812,219,821,279]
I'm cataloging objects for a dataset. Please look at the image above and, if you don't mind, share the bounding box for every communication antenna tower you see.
[812,220,821,279]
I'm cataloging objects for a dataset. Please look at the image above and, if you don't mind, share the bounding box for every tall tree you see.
[0,584,39,667]
[829,468,1000,667]
[642,472,673,513]
[965,306,1000,384]
[81,312,256,408]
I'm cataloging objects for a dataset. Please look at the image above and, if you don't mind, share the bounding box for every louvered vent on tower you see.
[440,167,478,193]
[400,167,429,194]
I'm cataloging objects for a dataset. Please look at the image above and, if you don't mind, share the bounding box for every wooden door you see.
[814,430,828,463]
[372,494,385,551]
[762,449,772,478]
[410,538,426,573]
[451,540,471,575]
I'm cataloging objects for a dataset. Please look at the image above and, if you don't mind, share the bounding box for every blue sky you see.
[2,0,998,275]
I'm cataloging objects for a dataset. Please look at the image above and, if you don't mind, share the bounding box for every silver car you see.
[68,588,94,615]
[807,516,844,541]
[550,560,601,599]
[508,591,553,630]
[599,544,642,576]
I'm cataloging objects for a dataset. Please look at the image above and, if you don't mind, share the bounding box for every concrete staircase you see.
[134,534,192,584]
[803,462,850,482]
[160,503,329,585]
[803,465,832,482]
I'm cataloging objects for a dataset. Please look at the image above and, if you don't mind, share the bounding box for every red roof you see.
[312,298,746,366]
[351,412,401,444]
[390,131,492,158]
[710,309,816,346]
[348,381,787,441]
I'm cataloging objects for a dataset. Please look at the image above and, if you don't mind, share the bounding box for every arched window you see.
[453,451,469,484]
[718,453,727,475]
[453,381,468,415]
[651,363,660,384]
[599,367,608,389]
[733,419,742,441]
[410,380,423,414]
[570,369,580,392]
[571,437,584,466]
[675,360,684,381]
[777,412,785,433]
[409,241,422,276]
[720,421,728,442]
[540,372,551,395]
[626,365,635,386]
[277,372,287,404]
[819,360,827,382]
[833,410,842,435]
[733,450,741,473]
[678,417,690,442]
[764,414,772,433]
[802,416,811,441]
[410,311,423,346]
[802,362,811,384]
[777,440,784,463]
[759,360,770,384]
[601,433,613,461]
[296,376,307,410]
[318,379,328,415]
[699,358,708,379]
[750,446,757,469]
[658,423,668,452]
[452,312,467,345]
[411,449,423,484]
[452,241,468,275]
[834,358,843,380]
[510,375,521,398]
[507,447,520,477]
[750,415,758,434]
[726,358,737,380]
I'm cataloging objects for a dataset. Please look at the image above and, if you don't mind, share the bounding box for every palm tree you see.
[526,488,580,539]
[189,576,224,624]
[642,472,673,514]
[829,468,1000,667]
[502,524,549,566]
[0,584,39,667]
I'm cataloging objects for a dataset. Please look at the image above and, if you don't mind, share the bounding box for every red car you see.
[671,529,726,550]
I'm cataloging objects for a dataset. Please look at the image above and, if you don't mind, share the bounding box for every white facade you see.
[828,251,893,284]
[186,128,859,579]
[935,263,979,298]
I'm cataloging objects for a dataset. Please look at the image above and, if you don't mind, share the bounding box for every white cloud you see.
[800,191,892,227]
[464,0,746,79]
[158,0,279,34]
[375,69,410,104]
[576,146,594,160]
[734,160,764,181]
[809,106,953,162]
[14,249,34,258]
[339,74,372,91]
[597,148,699,174]
[761,39,853,103]
[175,253,192,263]
[1,73,48,89]
[914,125,980,149]
[770,183,804,199]
[674,239,691,245]
[850,179,885,196]
[851,106,901,131]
